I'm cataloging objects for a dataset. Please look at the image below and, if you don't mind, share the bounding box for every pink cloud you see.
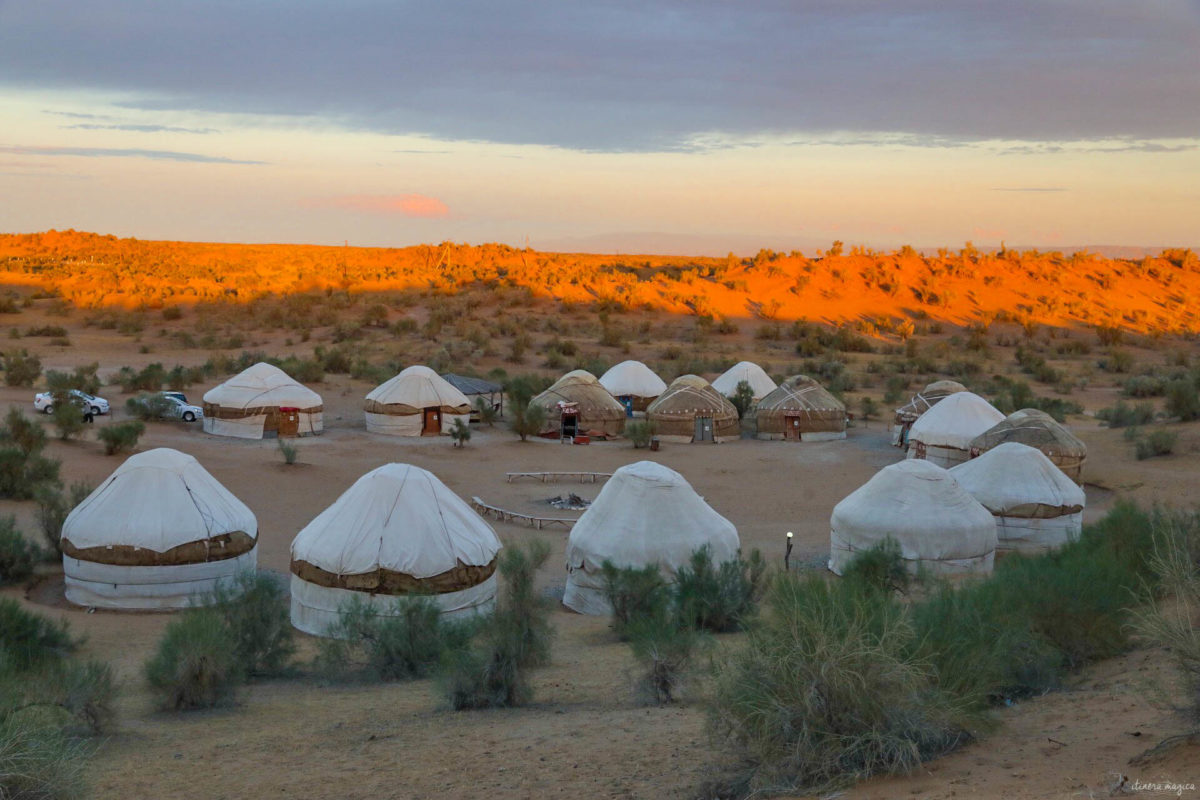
[320,193,449,218]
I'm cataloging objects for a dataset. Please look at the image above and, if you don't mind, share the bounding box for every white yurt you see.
[950,442,1085,553]
[906,391,1004,467]
[61,448,258,609]
[598,360,668,414]
[364,365,472,436]
[830,459,997,576]
[289,464,502,636]
[564,461,740,615]
[202,362,323,439]
[711,361,778,402]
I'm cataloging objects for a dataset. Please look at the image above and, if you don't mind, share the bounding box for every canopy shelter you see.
[564,461,740,615]
[62,448,258,609]
[441,373,504,420]
[202,362,323,439]
[753,375,847,441]
[365,365,472,436]
[290,463,502,636]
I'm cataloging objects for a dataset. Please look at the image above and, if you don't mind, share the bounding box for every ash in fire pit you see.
[548,493,591,510]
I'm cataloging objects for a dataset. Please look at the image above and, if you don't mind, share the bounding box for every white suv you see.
[34,389,110,416]
[163,394,204,422]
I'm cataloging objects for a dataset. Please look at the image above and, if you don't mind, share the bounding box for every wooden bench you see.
[504,471,612,484]
[470,497,576,530]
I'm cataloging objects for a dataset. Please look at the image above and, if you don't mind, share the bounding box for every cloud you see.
[62,123,218,134]
[991,187,1068,192]
[0,145,262,164]
[317,194,450,218]
[2,1,1197,152]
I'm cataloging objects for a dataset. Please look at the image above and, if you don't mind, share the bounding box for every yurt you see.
[891,380,967,447]
[647,375,740,443]
[528,369,626,439]
[364,365,471,436]
[950,442,1085,553]
[906,391,1004,467]
[712,361,778,402]
[564,461,740,615]
[829,459,996,576]
[61,448,258,609]
[754,375,847,441]
[970,408,1087,484]
[202,362,323,439]
[598,360,668,415]
[290,464,502,636]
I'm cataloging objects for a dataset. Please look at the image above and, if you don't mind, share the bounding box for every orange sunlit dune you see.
[1,230,1197,334]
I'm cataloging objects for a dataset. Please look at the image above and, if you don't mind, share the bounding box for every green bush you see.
[125,393,176,421]
[624,610,706,705]
[841,537,910,595]
[450,417,471,447]
[473,396,498,426]
[0,714,87,800]
[673,547,766,633]
[50,398,87,441]
[0,598,75,670]
[2,350,41,387]
[97,420,145,456]
[277,438,298,465]
[729,379,755,420]
[35,482,92,557]
[600,562,670,637]
[0,518,39,586]
[208,571,295,678]
[114,362,167,393]
[510,402,546,442]
[144,609,240,710]
[625,419,656,449]
[1166,379,1200,422]
[1097,400,1156,428]
[1136,429,1177,460]
[0,408,60,501]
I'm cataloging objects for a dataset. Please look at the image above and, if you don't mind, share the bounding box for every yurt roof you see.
[950,442,1085,515]
[647,375,738,417]
[566,461,739,573]
[530,369,626,416]
[757,375,846,413]
[711,361,778,399]
[62,448,257,552]
[598,360,668,399]
[202,362,322,409]
[908,391,1005,450]
[971,408,1087,457]
[831,459,995,558]
[291,463,501,579]
[440,373,503,396]
[894,380,967,419]
[366,365,471,409]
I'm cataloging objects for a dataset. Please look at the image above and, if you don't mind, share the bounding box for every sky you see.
[1,1,1198,255]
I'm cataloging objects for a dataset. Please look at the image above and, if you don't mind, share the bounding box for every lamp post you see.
[784,531,794,571]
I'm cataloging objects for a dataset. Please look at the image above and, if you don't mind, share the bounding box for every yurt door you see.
[694,416,713,442]
[278,407,300,438]
[620,396,634,417]
[784,414,801,441]
[561,413,579,439]
[422,407,441,435]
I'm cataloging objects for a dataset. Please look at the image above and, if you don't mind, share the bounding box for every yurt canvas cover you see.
[62,448,258,609]
[970,409,1087,483]
[950,442,1085,553]
[646,375,740,443]
[906,391,1004,467]
[830,459,996,575]
[529,369,626,438]
[598,360,668,413]
[564,461,740,615]
[711,361,778,401]
[754,375,847,441]
[891,380,967,446]
[290,463,502,635]
[364,365,471,436]
[202,362,323,439]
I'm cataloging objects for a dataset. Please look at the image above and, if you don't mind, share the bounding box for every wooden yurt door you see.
[561,413,579,439]
[694,416,713,442]
[278,407,300,437]
[422,407,441,435]
[784,414,801,441]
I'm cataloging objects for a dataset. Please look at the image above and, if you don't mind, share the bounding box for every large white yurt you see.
[364,365,472,436]
[289,464,502,636]
[564,461,740,615]
[61,448,258,609]
[906,391,1004,467]
[950,442,1085,553]
[711,361,778,402]
[598,360,668,414]
[829,459,997,576]
[202,362,323,439]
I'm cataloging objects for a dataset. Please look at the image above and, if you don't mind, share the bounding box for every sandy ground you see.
[3,330,1199,798]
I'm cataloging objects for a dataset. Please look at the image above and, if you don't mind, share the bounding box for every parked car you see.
[127,392,203,422]
[162,391,189,404]
[163,394,204,422]
[34,389,110,416]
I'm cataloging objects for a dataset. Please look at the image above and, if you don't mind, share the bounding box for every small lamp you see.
[784,531,794,571]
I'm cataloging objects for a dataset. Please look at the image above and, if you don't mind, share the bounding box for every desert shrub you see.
[144,608,239,710]
[510,402,546,442]
[97,420,144,455]
[35,481,92,557]
[473,396,498,426]
[1124,375,1167,398]
[125,393,175,421]
[673,547,767,633]
[1100,347,1134,373]
[1136,429,1177,460]
[49,398,86,442]
[2,350,41,387]
[162,305,183,320]
[0,518,38,586]
[277,438,298,465]
[600,562,670,637]
[840,537,910,595]
[624,610,706,705]
[625,419,656,448]
[0,409,60,500]
[0,714,88,800]
[450,417,471,447]
[728,379,756,420]
[1097,400,1156,428]
[859,396,879,422]
[317,595,473,682]
[114,362,166,393]
[1166,379,1200,422]
[0,598,75,670]
[208,571,295,678]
